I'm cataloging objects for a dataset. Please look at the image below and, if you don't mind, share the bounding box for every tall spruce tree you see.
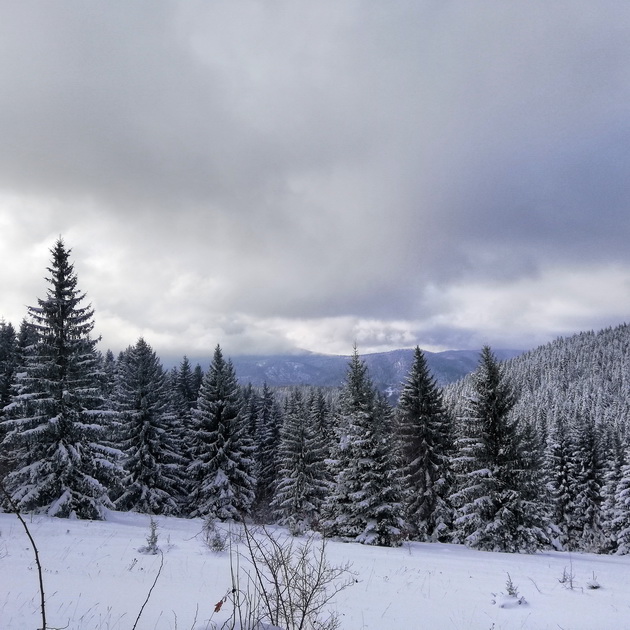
[188,345,255,520]
[192,363,204,398]
[0,239,120,518]
[397,347,452,541]
[170,356,199,476]
[0,320,17,414]
[451,346,545,552]
[568,410,604,551]
[271,389,329,534]
[100,349,117,408]
[0,319,18,479]
[599,428,625,552]
[242,383,260,436]
[613,445,630,554]
[252,382,282,521]
[114,338,185,515]
[544,408,574,549]
[324,347,404,546]
[309,388,335,451]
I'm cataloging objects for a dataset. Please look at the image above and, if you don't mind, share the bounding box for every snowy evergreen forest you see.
[2,239,630,555]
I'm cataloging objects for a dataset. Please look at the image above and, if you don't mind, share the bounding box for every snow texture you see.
[2,511,630,629]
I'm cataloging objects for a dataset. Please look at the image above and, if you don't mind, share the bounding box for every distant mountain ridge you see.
[230,348,523,398]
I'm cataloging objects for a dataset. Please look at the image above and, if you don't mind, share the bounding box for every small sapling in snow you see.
[586,572,601,590]
[202,516,229,553]
[558,565,576,590]
[139,516,160,555]
[491,573,526,608]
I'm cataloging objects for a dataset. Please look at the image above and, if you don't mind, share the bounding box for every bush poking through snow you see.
[586,572,601,590]
[139,516,160,555]
[491,573,527,608]
[505,573,519,598]
[203,517,230,553]
[558,565,576,590]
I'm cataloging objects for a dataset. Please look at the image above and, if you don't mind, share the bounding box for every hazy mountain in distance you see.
[229,348,523,398]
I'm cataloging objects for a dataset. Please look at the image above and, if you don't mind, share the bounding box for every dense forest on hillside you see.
[2,239,630,556]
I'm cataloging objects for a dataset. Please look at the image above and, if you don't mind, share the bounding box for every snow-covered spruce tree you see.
[309,388,335,454]
[192,363,204,399]
[600,428,626,552]
[0,239,120,519]
[0,319,18,479]
[397,346,453,541]
[114,338,186,515]
[324,347,404,547]
[169,356,199,474]
[0,320,18,414]
[567,410,605,552]
[99,349,117,408]
[242,383,260,436]
[613,446,630,554]
[451,346,545,552]
[9,318,40,384]
[252,383,283,521]
[544,406,575,550]
[271,389,329,534]
[187,345,255,520]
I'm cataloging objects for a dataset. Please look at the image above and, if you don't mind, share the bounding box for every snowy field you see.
[2,511,630,630]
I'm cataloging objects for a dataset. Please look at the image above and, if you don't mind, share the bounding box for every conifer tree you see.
[252,383,282,521]
[173,356,198,413]
[271,389,329,533]
[0,320,17,414]
[309,388,335,453]
[324,347,404,546]
[170,356,199,473]
[397,347,452,541]
[356,390,405,546]
[0,239,120,518]
[188,345,255,520]
[192,363,204,398]
[451,346,545,552]
[93,349,117,414]
[544,409,574,549]
[15,318,39,369]
[242,383,260,436]
[600,429,626,552]
[114,338,185,515]
[568,411,604,551]
[613,446,630,555]
[323,348,372,538]
[0,319,18,478]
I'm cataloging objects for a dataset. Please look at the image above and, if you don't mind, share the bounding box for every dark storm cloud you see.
[1,1,630,355]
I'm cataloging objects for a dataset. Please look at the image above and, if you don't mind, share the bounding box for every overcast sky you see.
[1,1,630,360]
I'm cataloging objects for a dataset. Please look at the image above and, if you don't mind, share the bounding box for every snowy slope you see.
[2,511,630,630]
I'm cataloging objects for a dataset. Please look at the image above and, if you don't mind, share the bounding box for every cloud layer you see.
[1,1,630,359]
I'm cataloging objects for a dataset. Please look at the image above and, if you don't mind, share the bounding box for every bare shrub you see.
[217,524,355,630]
[558,565,576,590]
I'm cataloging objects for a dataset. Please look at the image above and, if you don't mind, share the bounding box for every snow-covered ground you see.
[2,511,630,630]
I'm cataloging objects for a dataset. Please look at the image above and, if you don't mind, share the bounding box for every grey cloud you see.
[1,1,630,354]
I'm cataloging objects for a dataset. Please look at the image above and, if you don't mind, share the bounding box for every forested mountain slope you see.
[446,323,630,439]
[441,323,630,554]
